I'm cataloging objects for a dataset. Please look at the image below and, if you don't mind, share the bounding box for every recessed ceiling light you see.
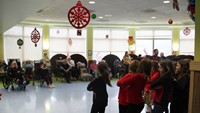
[151,17,156,19]
[89,1,95,4]
[163,0,170,3]
[105,14,112,17]
[99,16,103,19]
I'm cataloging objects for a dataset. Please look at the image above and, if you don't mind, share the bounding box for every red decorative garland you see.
[31,28,40,47]
[68,1,90,29]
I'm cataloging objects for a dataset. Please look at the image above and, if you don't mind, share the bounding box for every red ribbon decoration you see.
[68,1,90,29]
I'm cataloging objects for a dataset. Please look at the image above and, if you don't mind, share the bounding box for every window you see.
[179,29,194,55]
[4,26,43,62]
[135,30,172,56]
[93,28,129,60]
[49,28,86,58]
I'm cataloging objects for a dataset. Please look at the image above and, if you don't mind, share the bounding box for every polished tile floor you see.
[0,81,148,113]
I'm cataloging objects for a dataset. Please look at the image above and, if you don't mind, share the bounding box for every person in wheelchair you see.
[7,60,29,91]
[113,59,126,78]
[59,59,72,83]
[23,60,34,79]
[0,59,8,73]
[40,63,55,88]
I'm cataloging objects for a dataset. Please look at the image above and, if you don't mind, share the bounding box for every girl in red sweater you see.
[117,60,140,113]
[117,58,152,113]
[144,61,160,113]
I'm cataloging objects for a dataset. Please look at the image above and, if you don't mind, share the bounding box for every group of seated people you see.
[22,60,55,88]
[0,59,56,91]
[56,57,94,83]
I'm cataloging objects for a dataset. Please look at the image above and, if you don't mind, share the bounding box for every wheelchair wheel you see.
[3,76,12,89]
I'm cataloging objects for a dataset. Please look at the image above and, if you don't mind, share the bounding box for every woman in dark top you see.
[59,59,72,83]
[87,61,112,113]
[40,63,54,88]
[8,60,24,84]
[170,59,190,113]
[150,59,174,113]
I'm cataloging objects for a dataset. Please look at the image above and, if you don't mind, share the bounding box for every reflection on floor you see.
[0,81,148,113]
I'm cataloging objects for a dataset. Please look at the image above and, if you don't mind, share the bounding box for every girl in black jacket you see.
[170,59,190,113]
[87,61,112,113]
[150,59,174,113]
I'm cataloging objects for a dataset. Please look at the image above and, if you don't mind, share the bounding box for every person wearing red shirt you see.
[117,60,139,113]
[118,58,152,113]
[144,61,160,113]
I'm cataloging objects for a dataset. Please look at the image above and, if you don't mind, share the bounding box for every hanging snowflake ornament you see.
[68,1,90,29]
[31,28,40,47]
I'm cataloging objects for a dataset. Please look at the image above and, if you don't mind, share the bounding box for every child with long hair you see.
[170,59,190,113]
[87,61,112,113]
[144,61,160,113]
[117,60,140,113]
[118,58,152,113]
[150,59,174,113]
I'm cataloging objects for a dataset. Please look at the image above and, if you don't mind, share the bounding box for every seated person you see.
[23,60,34,79]
[0,60,8,72]
[8,60,24,84]
[113,59,125,78]
[0,65,4,73]
[59,59,72,83]
[40,63,55,88]
[77,62,93,81]
[67,57,78,80]
[7,60,29,91]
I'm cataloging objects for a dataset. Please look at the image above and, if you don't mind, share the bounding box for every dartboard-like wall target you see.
[68,1,90,29]
[31,28,40,47]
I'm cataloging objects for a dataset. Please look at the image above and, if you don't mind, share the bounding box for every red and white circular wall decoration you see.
[183,27,191,36]
[68,1,90,29]
[31,28,40,47]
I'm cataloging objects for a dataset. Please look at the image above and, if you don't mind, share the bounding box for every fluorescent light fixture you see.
[163,0,170,3]
[89,1,95,4]
[105,14,112,17]
[151,17,156,19]
[45,19,49,21]
[99,16,103,19]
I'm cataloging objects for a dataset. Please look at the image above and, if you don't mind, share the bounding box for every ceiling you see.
[23,0,194,26]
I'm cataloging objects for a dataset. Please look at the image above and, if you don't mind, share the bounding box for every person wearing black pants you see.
[127,103,144,113]
[87,61,112,113]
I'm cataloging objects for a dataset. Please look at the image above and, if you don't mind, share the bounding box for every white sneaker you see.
[51,84,55,88]
[8,85,12,92]
[48,84,54,88]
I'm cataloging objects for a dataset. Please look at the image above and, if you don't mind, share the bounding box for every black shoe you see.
[67,81,72,83]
